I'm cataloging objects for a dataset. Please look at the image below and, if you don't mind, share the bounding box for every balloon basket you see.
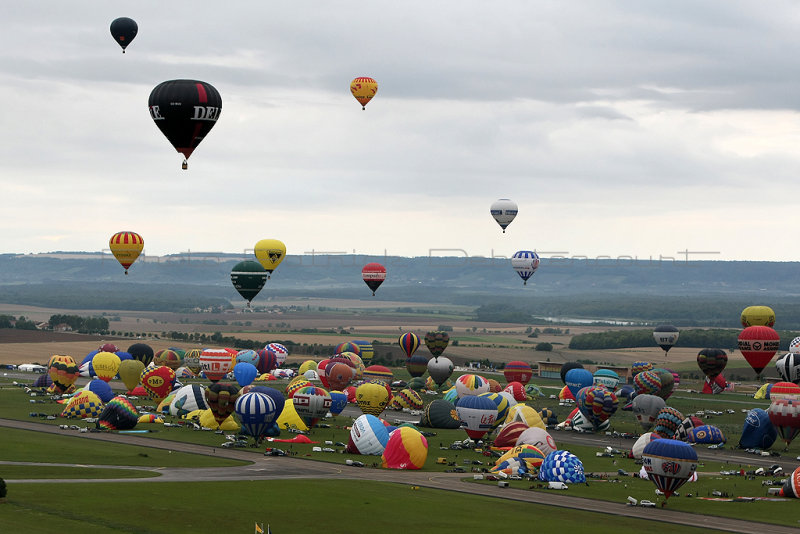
[182,160,188,170]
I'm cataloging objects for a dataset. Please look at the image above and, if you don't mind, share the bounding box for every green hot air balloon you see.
[230,260,267,307]
[424,331,450,357]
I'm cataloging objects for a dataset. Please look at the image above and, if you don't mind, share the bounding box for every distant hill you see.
[2,253,799,326]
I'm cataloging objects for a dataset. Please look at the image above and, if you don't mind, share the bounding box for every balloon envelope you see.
[424,331,450,357]
[109,231,143,273]
[92,351,121,383]
[381,427,428,470]
[235,392,278,438]
[419,399,461,429]
[565,368,593,400]
[490,198,518,232]
[739,408,778,449]
[254,239,286,275]
[511,251,540,284]
[356,382,390,417]
[97,396,139,430]
[741,305,776,328]
[738,326,780,377]
[456,394,497,440]
[233,362,259,387]
[697,348,727,379]
[538,450,585,483]
[230,261,268,303]
[427,356,454,386]
[349,414,390,455]
[504,361,533,385]
[642,439,698,498]
[148,79,222,167]
[110,17,138,52]
[118,359,145,391]
[653,325,679,353]
[350,76,378,109]
[398,332,420,358]
[361,263,386,295]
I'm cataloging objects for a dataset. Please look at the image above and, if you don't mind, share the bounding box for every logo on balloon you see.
[662,461,679,475]
[147,376,165,388]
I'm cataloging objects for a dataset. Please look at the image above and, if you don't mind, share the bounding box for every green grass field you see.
[2,372,798,531]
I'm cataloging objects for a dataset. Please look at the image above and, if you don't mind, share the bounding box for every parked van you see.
[548,481,568,490]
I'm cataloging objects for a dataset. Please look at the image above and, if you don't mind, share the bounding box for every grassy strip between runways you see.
[2,479,731,534]
[0,465,160,480]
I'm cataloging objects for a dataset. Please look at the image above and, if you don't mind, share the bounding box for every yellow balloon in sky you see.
[350,77,378,110]
[254,239,286,278]
[92,351,121,383]
[118,359,145,392]
[109,231,144,275]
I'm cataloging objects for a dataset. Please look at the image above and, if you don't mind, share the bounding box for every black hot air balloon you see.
[148,80,222,169]
[110,17,138,53]
[230,260,267,307]
[696,348,728,380]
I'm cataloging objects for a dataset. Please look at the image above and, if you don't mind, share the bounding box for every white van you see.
[548,481,568,490]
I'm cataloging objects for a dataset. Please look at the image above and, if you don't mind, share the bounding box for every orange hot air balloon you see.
[109,231,144,274]
[350,77,378,110]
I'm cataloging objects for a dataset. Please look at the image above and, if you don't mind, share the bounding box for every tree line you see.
[568,328,800,351]
[47,314,109,334]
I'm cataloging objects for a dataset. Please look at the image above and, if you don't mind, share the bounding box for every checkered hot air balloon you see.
[768,398,800,447]
[538,450,585,484]
[511,250,540,285]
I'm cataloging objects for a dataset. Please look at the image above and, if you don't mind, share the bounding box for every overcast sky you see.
[2,1,800,261]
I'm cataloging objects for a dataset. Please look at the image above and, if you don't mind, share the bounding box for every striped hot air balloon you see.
[109,231,144,274]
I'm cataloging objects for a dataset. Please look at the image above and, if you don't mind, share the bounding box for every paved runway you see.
[3,418,798,533]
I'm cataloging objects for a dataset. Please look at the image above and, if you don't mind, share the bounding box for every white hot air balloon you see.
[490,199,518,233]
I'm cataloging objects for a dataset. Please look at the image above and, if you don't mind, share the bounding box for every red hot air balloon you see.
[503,361,533,385]
[361,263,386,295]
[738,326,780,379]
[148,80,222,169]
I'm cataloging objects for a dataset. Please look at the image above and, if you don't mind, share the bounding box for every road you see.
[2,418,798,534]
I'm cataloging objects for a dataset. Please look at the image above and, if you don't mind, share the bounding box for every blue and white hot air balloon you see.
[511,251,540,285]
[235,391,278,439]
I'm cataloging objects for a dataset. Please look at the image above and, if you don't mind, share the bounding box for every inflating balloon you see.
[427,356,454,386]
[205,382,241,425]
[141,366,175,401]
[406,354,428,378]
[47,355,79,394]
[565,368,593,400]
[455,374,490,398]
[381,427,428,469]
[97,396,139,430]
[235,392,278,439]
[118,359,145,392]
[768,398,800,448]
[538,450,585,484]
[592,369,620,390]
[356,381,390,416]
[61,390,104,419]
[153,349,182,370]
[148,79,222,169]
[170,384,208,416]
[110,17,137,53]
[350,76,378,110]
[776,353,800,384]
[233,362,259,387]
[419,399,461,429]
[576,385,618,428]
[652,406,684,438]
[739,408,778,450]
[504,361,533,385]
[292,385,331,427]
[348,414,390,455]
[697,348,727,380]
[128,343,154,365]
[109,231,144,274]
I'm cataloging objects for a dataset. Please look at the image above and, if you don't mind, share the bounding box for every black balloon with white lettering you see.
[148,80,222,169]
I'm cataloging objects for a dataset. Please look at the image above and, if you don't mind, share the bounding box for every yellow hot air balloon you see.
[118,359,145,392]
[741,305,776,328]
[254,239,286,278]
[350,77,378,110]
[356,381,390,416]
[109,231,144,275]
[92,351,121,383]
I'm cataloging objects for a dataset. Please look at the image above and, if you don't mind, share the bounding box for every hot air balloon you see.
[350,77,378,110]
[781,466,800,498]
[565,368,593,400]
[559,362,583,384]
[701,373,727,394]
[419,399,461,429]
[741,305,776,328]
[652,407,684,439]
[118,359,144,392]
[653,325,679,356]
[685,425,726,445]
[92,351,121,383]
[511,251,540,285]
[355,381,390,417]
[61,390,104,419]
[361,263,386,295]
[235,392,278,439]
[776,353,800,384]
[634,369,674,400]
[153,349,182,370]
[503,381,527,402]
[110,17,137,53]
[641,439,698,499]
[141,366,176,401]
[631,361,653,375]
[738,408,778,450]
[108,231,144,275]
[696,348,727,381]
[205,382,241,425]
[427,356,454,387]
[455,374,490,398]
[738,326,780,379]
[398,332,420,359]
[478,392,510,429]
[253,239,286,278]
[128,343,154,366]
[292,385,331,427]
[47,355,79,394]
[673,415,705,441]
[199,348,233,382]
[84,378,114,403]
[148,79,222,169]
[348,414,390,455]
[233,362,259,387]
[538,450,585,484]
[490,199,518,233]
[169,384,208,416]
[363,365,393,384]
[592,369,620,390]
[504,361,533,385]
[230,260,268,307]
[515,427,557,456]
[576,385,618,429]
[770,382,800,401]
[424,331,449,357]
[325,361,355,391]
[97,396,139,430]
[631,394,666,431]
[389,389,424,411]
[455,394,497,440]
